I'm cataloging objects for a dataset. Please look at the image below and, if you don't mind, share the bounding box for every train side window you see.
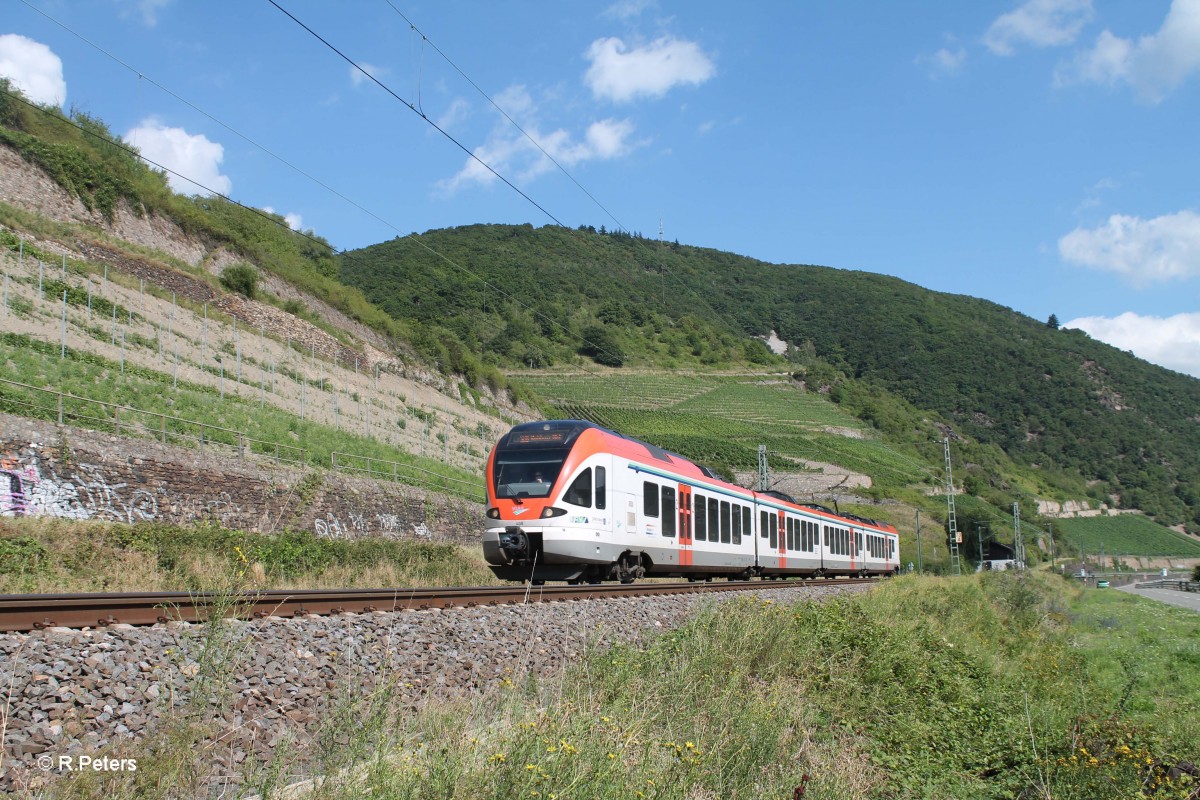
[596,467,607,510]
[890,539,895,557]
[720,501,731,544]
[708,498,720,543]
[643,482,659,518]
[760,510,769,539]
[694,494,707,541]
[823,525,829,548]
[769,514,778,550]
[742,507,752,545]
[785,517,794,551]
[565,468,592,507]
[731,504,742,545]
[661,487,676,537]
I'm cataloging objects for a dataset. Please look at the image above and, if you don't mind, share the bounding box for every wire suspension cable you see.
[381,0,630,236]
[266,0,567,229]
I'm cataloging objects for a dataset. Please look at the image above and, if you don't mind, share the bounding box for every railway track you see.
[0,578,876,633]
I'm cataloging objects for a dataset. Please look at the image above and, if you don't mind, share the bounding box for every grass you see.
[0,517,499,593]
[25,571,1199,799]
[1056,514,1200,558]
[0,332,484,501]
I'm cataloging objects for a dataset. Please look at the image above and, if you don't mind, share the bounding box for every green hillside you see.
[343,225,1200,533]
[1056,515,1200,558]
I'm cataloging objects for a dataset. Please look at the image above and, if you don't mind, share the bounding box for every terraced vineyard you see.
[523,370,931,493]
[1056,514,1200,558]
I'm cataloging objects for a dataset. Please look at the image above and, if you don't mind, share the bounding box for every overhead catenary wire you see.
[266,0,567,230]
[381,0,631,238]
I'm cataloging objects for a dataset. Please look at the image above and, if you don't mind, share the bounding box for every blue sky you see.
[3,0,1200,377]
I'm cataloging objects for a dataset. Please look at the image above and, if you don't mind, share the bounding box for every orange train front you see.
[482,420,900,584]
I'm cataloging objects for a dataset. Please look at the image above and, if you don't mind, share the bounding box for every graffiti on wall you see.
[313,512,433,541]
[0,455,158,523]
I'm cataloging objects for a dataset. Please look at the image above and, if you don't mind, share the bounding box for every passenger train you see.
[482,420,900,583]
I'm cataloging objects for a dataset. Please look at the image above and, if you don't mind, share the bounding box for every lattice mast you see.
[943,437,962,576]
[758,445,770,491]
[1012,501,1024,569]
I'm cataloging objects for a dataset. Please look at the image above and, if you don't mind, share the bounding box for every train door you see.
[776,510,786,571]
[678,484,692,567]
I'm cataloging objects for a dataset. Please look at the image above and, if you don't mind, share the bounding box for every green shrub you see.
[219,263,259,299]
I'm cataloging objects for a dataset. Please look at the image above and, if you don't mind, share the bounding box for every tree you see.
[1047,313,1059,330]
[578,324,625,367]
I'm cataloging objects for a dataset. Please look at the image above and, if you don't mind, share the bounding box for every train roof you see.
[497,421,897,533]
[500,419,725,476]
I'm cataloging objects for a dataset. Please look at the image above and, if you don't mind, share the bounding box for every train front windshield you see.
[491,421,592,500]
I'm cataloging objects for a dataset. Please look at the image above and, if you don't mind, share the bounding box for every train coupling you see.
[499,526,531,562]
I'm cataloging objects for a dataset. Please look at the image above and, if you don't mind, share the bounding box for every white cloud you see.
[436,98,471,131]
[1065,311,1200,378]
[439,86,642,193]
[350,63,386,87]
[1056,0,1200,101]
[603,0,655,20]
[917,47,967,78]
[125,117,232,196]
[0,34,66,107]
[116,0,172,27]
[1058,210,1200,283]
[584,36,715,103]
[984,0,1093,55]
[263,206,303,231]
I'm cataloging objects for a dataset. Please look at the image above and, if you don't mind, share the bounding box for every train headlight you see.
[540,506,566,518]
[487,508,500,519]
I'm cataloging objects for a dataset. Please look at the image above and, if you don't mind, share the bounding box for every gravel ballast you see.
[0,583,868,793]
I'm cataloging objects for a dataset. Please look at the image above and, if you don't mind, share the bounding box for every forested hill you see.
[342,224,1200,532]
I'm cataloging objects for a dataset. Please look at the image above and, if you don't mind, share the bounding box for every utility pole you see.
[757,445,769,491]
[977,523,985,568]
[944,438,962,576]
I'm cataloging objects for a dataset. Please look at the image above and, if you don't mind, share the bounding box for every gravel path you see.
[0,582,868,794]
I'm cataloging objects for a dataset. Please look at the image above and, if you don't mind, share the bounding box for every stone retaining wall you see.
[0,413,483,544]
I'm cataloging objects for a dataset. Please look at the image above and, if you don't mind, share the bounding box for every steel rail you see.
[0,578,876,633]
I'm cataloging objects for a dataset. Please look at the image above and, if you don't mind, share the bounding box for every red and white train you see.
[482,420,900,583]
